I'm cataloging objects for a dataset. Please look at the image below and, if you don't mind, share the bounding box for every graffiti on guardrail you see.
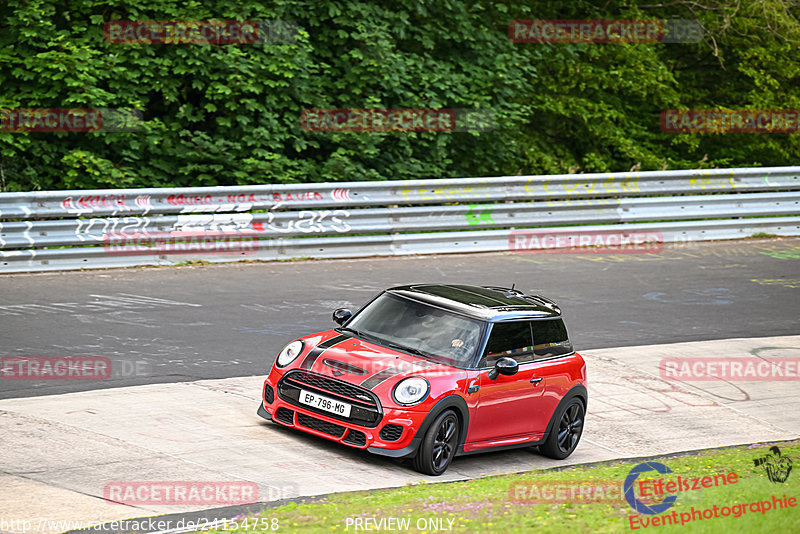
[1,167,797,271]
[167,194,215,206]
[273,191,323,202]
[399,186,493,201]
[532,176,641,206]
[254,209,351,234]
[57,190,351,217]
[541,177,641,196]
[67,210,354,245]
[465,205,494,225]
[175,213,257,233]
[61,193,166,215]
[61,195,131,212]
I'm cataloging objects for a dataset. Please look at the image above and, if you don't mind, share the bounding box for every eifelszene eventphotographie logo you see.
[754,446,793,484]
[624,462,678,515]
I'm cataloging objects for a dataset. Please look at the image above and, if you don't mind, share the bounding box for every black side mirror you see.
[488,357,519,380]
[332,308,352,326]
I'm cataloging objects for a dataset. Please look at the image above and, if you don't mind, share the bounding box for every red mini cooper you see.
[258,284,587,475]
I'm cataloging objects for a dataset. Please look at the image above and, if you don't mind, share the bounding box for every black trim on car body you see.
[256,403,272,421]
[277,369,384,427]
[366,394,470,458]
[453,384,587,456]
[539,384,588,442]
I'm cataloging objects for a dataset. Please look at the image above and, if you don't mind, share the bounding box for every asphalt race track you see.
[1,238,799,533]
[1,335,798,533]
[1,238,799,400]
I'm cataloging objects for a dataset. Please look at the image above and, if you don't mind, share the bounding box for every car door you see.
[527,318,578,433]
[466,320,546,445]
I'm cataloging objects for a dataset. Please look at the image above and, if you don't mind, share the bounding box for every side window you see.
[483,321,535,367]
[532,319,573,358]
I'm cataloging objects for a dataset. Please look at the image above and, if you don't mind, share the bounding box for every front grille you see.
[297,413,346,438]
[286,370,377,403]
[278,370,383,427]
[343,429,367,446]
[379,424,404,442]
[264,384,275,404]
[275,407,294,425]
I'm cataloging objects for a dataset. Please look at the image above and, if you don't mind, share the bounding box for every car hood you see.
[294,330,458,391]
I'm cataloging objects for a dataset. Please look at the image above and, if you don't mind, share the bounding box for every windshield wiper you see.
[381,341,431,358]
[340,328,433,359]
[339,327,382,343]
[339,326,363,336]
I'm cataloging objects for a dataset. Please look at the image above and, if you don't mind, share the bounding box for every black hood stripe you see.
[299,334,351,370]
[360,367,404,390]
[360,353,441,390]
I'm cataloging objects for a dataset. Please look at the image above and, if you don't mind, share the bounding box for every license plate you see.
[299,389,352,417]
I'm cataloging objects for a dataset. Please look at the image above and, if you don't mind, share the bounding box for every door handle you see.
[530,377,543,384]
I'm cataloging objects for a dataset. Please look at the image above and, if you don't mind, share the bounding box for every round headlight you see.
[276,340,304,367]
[392,377,430,406]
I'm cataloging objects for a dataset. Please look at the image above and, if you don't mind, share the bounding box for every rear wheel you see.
[413,410,459,475]
[540,398,584,460]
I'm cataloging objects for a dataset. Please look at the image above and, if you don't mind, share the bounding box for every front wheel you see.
[413,410,459,475]
[540,398,584,460]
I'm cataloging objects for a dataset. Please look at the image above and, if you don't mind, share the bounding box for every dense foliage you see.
[1,0,799,191]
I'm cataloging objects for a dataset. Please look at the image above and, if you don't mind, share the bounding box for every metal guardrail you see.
[1,166,799,272]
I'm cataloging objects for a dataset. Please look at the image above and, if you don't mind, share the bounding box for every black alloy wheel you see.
[540,398,584,460]
[413,410,459,475]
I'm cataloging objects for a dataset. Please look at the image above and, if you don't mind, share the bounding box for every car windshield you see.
[344,293,483,367]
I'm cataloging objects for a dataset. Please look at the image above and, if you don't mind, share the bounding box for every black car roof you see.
[386,284,562,321]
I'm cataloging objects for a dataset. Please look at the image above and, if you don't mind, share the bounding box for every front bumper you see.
[260,375,426,457]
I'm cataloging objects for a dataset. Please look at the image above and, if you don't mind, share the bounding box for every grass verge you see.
[210,440,799,533]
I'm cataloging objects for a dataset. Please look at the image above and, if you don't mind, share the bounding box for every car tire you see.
[540,398,584,460]
[412,410,459,476]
